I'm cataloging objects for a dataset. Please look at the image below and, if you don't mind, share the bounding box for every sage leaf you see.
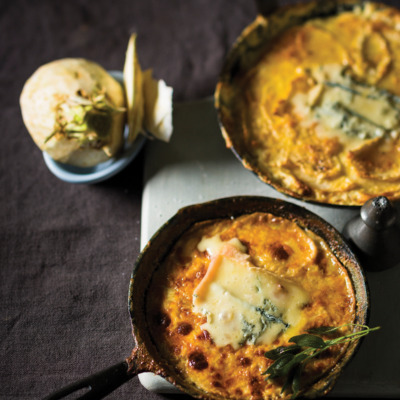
[280,353,308,377]
[281,367,296,395]
[289,333,326,349]
[291,364,304,399]
[264,344,300,361]
[265,353,294,378]
[263,324,380,399]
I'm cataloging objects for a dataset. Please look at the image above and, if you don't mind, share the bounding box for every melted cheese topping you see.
[147,212,356,400]
[291,64,400,141]
[193,235,309,349]
[226,2,400,205]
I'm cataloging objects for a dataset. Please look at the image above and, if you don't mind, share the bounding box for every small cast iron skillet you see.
[44,196,369,400]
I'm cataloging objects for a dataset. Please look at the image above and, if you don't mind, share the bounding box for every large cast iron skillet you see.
[44,196,369,400]
[214,0,386,206]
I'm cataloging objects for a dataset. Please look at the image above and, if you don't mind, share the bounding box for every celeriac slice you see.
[143,69,173,142]
[123,33,144,143]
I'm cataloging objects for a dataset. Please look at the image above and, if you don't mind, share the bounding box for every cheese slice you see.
[193,235,309,349]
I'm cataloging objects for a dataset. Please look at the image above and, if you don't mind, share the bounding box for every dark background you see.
[1,0,398,399]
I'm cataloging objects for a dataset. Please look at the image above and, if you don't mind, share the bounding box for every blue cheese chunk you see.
[292,64,400,141]
[193,235,309,349]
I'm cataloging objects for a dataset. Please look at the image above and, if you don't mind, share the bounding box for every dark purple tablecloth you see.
[1,0,398,399]
[1,1,259,398]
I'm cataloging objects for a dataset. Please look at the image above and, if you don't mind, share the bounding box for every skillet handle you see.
[42,361,134,400]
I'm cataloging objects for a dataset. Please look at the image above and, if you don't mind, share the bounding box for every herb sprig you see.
[263,324,380,399]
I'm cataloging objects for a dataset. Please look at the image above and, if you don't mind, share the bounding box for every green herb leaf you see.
[264,344,300,361]
[281,367,296,395]
[265,353,294,378]
[291,363,303,399]
[289,333,326,349]
[263,324,380,399]
[280,352,308,377]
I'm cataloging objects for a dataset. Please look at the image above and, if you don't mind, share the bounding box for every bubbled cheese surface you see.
[146,212,355,400]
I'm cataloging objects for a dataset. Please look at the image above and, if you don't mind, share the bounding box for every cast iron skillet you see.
[214,0,396,206]
[44,196,369,400]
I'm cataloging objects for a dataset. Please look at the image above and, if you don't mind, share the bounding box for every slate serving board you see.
[140,98,400,398]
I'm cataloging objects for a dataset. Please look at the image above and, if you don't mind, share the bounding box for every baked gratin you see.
[146,212,356,399]
[215,0,400,205]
